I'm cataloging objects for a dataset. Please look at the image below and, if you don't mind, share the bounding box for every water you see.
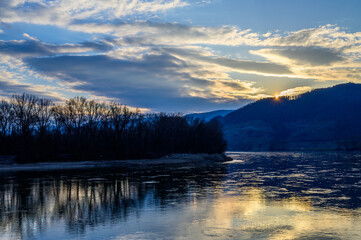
[1,152,361,240]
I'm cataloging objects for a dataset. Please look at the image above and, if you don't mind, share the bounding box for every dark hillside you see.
[223,83,361,151]
[186,110,233,122]
[225,83,361,124]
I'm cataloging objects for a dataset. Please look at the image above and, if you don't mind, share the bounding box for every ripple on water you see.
[1,152,361,240]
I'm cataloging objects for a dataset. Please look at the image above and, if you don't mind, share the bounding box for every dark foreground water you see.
[1,152,361,240]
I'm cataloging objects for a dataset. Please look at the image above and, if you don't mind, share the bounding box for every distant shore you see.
[0,153,232,172]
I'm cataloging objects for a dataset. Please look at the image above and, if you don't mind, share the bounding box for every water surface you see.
[1,152,361,240]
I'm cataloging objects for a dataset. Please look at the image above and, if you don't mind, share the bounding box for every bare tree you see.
[85,100,106,135]
[1,94,227,162]
[11,94,39,136]
[52,97,87,136]
[35,98,54,136]
[52,104,70,135]
[68,97,87,129]
[0,100,13,137]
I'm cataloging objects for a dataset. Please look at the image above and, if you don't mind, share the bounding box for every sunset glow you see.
[1,2,361,239]
[0,0,360,112]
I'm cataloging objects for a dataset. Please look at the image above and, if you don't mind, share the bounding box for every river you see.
[1,152,361,240]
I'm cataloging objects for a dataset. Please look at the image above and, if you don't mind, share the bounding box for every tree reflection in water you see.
[1,152,361,239]
[0,165,226,239]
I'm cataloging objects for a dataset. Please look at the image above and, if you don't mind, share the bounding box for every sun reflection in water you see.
[1,152,361,239]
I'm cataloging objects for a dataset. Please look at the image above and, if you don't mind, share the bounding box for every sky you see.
[0,0,361,113]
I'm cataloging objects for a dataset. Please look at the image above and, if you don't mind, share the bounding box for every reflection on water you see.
[1,152,361,239]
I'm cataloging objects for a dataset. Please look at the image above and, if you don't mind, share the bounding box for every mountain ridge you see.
[185,110,233,122]
[222,83,361,151]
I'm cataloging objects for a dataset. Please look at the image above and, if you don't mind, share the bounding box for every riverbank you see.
[0,153,232,172]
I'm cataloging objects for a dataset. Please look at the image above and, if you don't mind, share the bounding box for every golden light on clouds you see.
[0,1,361,111]
[278,86,313,97]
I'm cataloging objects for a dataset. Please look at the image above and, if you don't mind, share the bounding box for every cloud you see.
[2,2,361,51]
[252,47,345,66]
[2,2,361,112]
[2,23,360,111]
[262,25,361,48]
[70,21,262,46]
[24,54,209,110]
[22,33,38,41]
[0,35,274,111]
[277,86,312,97]
[162,47,292,75]
[24,53,263,111]
[67,23,361,51]
[0,39,113,57]
[250,46,361,82]
[0,0,189,26]
[0,77,65,101]
[207,57,291,75]
[300,67,361,82]
[64,23,361,83]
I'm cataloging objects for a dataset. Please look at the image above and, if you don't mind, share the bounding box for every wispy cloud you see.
[251,47,345,66]
[0,70,66,101]
[162,47,292,75]
[0,39,113,57]
[277,86,313,97]
[0,0,189,26]
[0,0,361,111]
[24,52,261,111]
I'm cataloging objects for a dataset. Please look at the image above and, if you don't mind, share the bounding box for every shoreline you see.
[0,153,232,172]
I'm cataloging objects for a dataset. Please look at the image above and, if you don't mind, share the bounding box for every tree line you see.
[0,94,226,163]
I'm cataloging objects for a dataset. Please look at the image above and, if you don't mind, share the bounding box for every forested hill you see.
[225,83,361,124]
[222,83,361,151]
[186,110,233,122]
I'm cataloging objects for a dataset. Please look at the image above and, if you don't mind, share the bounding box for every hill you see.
[222,83,361,151]
[186,110,233,122]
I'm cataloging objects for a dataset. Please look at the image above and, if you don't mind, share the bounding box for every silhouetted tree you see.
[35,98,54,136]
[11,94,38,136]
[0,94,227,163]
[0,100,13,138]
